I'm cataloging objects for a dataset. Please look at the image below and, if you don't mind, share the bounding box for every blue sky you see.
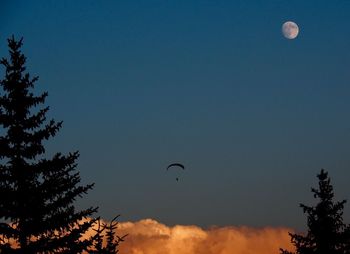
[1,0,350,230]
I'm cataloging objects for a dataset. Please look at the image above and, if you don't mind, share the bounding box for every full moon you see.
[282,21,299,39]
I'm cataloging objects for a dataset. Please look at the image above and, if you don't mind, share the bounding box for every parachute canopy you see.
[166,163,185,170]
[166,163,185,181]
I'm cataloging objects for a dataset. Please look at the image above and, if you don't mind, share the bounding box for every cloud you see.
[106,219,295,254]
[4,218,295,253]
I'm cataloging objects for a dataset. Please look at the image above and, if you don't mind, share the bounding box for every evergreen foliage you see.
[0,36,97,253]
[281,169,350,254]
[90,216,126,254]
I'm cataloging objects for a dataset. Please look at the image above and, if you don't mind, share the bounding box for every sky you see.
[1,0,350,233]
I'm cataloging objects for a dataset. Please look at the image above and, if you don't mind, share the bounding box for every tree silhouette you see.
[90,216,126,254]
[0,36,97,253]
[281,169,350,254]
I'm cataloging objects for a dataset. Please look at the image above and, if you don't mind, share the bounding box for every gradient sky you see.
[1,0,350,231]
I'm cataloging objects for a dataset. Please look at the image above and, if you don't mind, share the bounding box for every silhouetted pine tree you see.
[0,36,97,253]
[90,219,103,254]
[104,216,126,254]
[281,169,350,254]
[90,216,126,254]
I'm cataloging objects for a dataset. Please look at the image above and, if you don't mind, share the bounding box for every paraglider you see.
[166,163,185,170]
[166,163,185,181]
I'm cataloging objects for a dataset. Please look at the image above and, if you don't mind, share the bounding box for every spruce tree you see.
[281,169,350,254]
[90,216,126,254]
[0,36,97,253]
[104,216,126,254]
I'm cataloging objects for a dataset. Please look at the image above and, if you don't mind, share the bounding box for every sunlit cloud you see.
[95,218,295,254]
[3,218,295,253]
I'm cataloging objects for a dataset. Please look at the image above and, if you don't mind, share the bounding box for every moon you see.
[282,21,299,39]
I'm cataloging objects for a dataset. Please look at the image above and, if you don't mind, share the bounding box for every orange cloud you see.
[109,219,295,254]
[1,219,294,254]
[3,218,295,253]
